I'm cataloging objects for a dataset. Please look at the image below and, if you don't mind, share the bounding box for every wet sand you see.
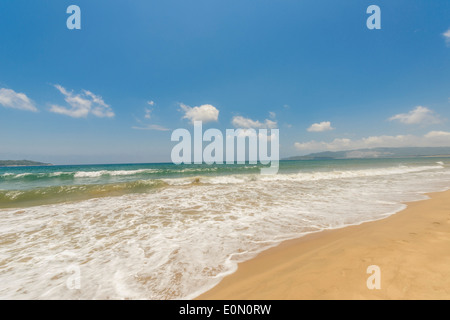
[198,190,450,300]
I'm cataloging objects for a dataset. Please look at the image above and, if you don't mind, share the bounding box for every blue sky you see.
[0,0,449,164]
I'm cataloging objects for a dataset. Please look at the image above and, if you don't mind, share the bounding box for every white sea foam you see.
[73,169,158,178]
[171,165,444,185]
[108,169,159,176]
[0,163,449,299]
[14,173,34,178]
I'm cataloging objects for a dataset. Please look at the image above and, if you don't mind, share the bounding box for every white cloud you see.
[389,106,441,125]
[49,85,114,118]
[425,131,450,138]
[232,116,262,129]
[264,119,277,129]
[269,111,276,119]
[231,116,277,129]
[294,131,450,153]
[424,131,450,144]
[132,107,168,131]
[180,103,219,124]
[147,100,155,106]
[307,121,334,132]
[0,88,37,112]
[144,108,152,119]
[132,124,170,131]
[443,28,450,45]
[227,128,278,142]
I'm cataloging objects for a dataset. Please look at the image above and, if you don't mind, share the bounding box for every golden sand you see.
[198,190,450,300]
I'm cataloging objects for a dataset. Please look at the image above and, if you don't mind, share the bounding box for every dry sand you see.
[198,190,450,300]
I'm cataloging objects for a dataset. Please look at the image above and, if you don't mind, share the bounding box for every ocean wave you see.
[73,169,159,178]
[0,169,161,181]
[0,164,446,205]
[259,165,445,182]
[161,164,445,185]
[0,180,167,208]
[0,165,259,182]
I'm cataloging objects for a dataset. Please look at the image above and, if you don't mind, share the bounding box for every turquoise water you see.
[0,158,449,299]
[1,158,447,208]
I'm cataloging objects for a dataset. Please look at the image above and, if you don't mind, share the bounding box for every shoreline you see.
[197,190,450,300]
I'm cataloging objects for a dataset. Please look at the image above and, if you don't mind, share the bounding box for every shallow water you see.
[0,158,449,299]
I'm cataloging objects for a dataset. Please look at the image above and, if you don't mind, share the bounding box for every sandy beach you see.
[198,190,450,300]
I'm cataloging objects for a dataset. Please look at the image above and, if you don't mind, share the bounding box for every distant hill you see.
[285,147,450,160]
[0,160,52,167]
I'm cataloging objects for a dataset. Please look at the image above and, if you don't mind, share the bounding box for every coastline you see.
[0,165,53,168]
[197,190,450,300]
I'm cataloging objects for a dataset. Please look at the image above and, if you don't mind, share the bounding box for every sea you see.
[0,158,449,299]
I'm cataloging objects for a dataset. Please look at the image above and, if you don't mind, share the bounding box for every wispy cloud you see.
[230,129,278,142]
[0,88,37,112]
[443,28,450,46]
[143,100,157,119]
[307,121,334,132]
[132,124,170,131]
[389,106,442,125]
[425,131,450,138]
[231,116,277,129]
[49,85,115,118]
[132,103,169,131]
[294,131,450,153]
[180,103,219,124]
[144,108,152,119]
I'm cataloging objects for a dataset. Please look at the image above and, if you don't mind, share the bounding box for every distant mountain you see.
[285,147,450,160]
[0,160,52,167]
